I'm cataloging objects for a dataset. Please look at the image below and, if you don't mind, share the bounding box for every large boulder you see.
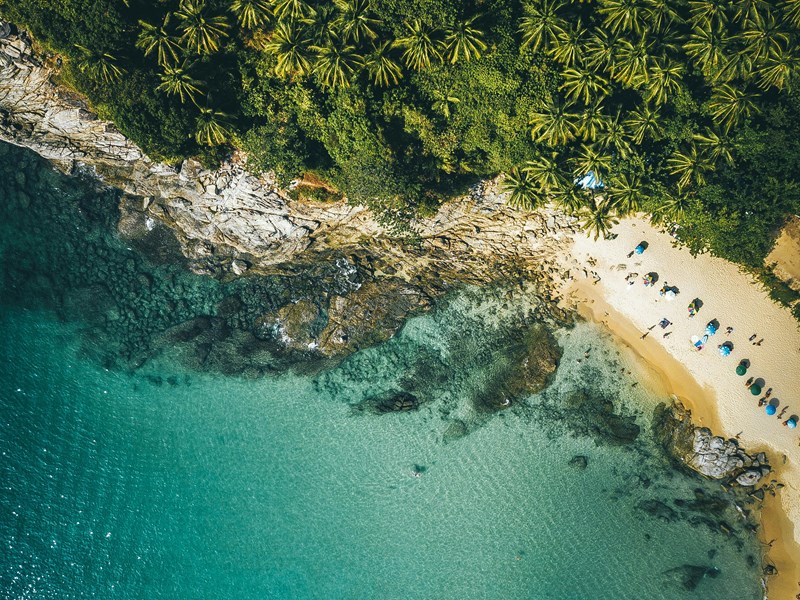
[317,280,432,356]
[652,401,770,484]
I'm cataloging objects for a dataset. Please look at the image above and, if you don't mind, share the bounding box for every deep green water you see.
[0,142,766,599]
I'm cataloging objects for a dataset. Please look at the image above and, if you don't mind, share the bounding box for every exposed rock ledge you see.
[0,30,578,292]
[653,401,771,487]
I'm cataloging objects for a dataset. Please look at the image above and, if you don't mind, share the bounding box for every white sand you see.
[555,216,800,596]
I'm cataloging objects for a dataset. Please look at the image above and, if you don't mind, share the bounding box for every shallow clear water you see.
[0,143,765,599]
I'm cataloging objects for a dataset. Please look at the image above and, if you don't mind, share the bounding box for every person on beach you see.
[758,397,767,407]
[640,331,649,339]
[765,388,773,398]
[725,326,734,335]
[749,334,757,342]
[755,338,764,346]
[746,377,754,388]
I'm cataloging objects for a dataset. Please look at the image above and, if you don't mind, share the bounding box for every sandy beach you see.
[555,216,800,598]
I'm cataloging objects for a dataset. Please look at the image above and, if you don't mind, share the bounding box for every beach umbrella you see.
[735,364,747,375]
[665,290,676,301]
[766,404,777,415]
[788,419,797,429]
[705,323,717,335]
[635,244,645,255]
[719,345,731,356]
[750,384,762,395]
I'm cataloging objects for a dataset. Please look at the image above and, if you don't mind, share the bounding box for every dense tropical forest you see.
[2,0,800,269]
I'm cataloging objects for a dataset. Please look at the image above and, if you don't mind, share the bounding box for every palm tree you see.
[136,15,181,67]
[524,152,564,192]
[334,0,380,43]
[667,144,714,190]
[572,143,613,183]
[646,0,682,33]
[72,44,126,83]
[579,196,619,240]
[597,0,647,35]
[263,21,312,77]
[600,111,632,158]
[518,0,567,54]
[272,0,309,21]
[302,5,338,45]
[396,20,441,70]
[708,83,759,131]
[732,0,769,26]
[611,39,650,88]
[502,167,543,211]
[643,57,683,106]
[364,41,402,86]
[584,30,616,71]
[560,67,609,104]
[311,37,363,88]
[431,90,460,118]
[175,0,230,55]
[740,11,789,63]
[624,102,662,144]
[693,128,735,165]
[156,61,202,103]
[653,192,693,224]
[715,49,754,82]
[230,0,271,29]
[688,0,729,29]
[549,25,587,68]
[756,46,800,89]
[580,102,610,142]
[529,102,579,146]
[441,15,487,63]
[607,173,644,215]
[684,24,728,75]
[196,106,233,145]
[781,0,800,28]
[552,182,585,214]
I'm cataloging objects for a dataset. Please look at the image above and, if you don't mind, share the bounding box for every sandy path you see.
[555,216,800,598]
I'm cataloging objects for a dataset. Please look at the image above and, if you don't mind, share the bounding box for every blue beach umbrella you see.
[788,419,797,429]
[719,345,731,356]
[766,404,777,416]
[705,322,717,335]
[635,244,645,255]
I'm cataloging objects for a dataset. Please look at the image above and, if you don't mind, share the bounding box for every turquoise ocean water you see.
[0,143,765,599]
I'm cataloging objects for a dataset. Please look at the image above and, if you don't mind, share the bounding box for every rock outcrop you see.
[652,401,771,485]
[0,31,578,289]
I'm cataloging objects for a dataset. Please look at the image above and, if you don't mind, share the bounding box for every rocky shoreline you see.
[0,26,777,524]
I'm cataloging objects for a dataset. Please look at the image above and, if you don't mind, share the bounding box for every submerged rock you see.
[661,565,720,592]
[637,499,677,522]
[568,455,588,469]
[472,323,562,413]
[356,391,420,414]
[560,389,641,445]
